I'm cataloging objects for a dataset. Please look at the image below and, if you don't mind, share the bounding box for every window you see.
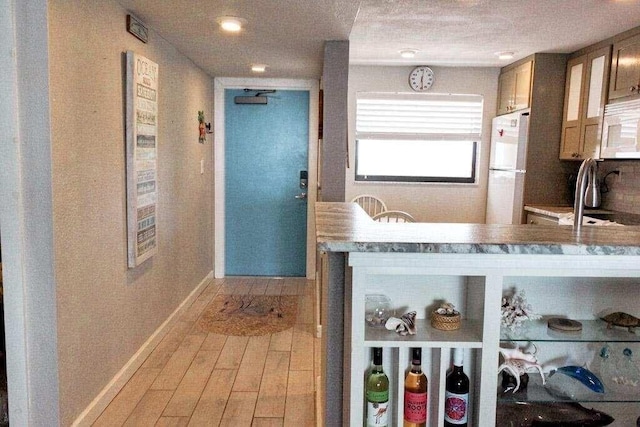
[355,93,483,183]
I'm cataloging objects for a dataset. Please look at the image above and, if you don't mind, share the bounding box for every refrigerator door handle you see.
[489,168,526,173]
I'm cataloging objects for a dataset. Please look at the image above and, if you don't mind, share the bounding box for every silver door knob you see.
[295,192,307,199]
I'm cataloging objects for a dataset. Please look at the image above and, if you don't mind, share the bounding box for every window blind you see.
[356,93,483,140]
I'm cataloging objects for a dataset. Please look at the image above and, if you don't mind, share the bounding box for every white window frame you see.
[355,92,483,183]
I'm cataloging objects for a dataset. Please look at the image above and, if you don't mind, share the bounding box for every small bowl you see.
[365,294,393,328]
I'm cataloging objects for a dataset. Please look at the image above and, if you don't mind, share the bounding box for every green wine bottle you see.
[366,347,389,426]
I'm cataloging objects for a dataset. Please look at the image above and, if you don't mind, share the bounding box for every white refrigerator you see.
[485,110,530,224]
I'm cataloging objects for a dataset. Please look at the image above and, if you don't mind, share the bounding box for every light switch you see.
[200,159,204,174]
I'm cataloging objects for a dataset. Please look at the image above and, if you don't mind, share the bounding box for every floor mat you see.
[196,294,298,336]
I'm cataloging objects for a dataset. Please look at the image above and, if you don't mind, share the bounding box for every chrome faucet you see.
[573,158,601,230]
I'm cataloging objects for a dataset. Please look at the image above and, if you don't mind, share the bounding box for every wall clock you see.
[409,66,434,92]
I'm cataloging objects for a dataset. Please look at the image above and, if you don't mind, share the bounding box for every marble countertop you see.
[315,202,640,255]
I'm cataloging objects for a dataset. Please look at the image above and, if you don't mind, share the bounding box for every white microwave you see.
[601,98,640,159]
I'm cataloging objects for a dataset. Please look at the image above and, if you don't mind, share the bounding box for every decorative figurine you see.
[597,344,640,390]
[385,311,416,336]
[431,302,461,331]
[498,344,545,393]
[554,365,605,393]
[600,311,640,332]
[501,288,541,333]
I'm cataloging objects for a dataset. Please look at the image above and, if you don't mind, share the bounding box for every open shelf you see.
[497,374,640,403]
[365,319,483,347]
[500,319,640,343]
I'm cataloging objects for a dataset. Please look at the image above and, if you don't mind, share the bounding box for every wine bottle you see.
[366,347,389,427]
[444,348,470,426]
[404,347,428,427]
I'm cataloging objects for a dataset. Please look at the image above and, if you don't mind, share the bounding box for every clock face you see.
[409,66,434,92]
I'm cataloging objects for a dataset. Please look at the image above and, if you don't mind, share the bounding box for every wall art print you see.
[126,51,158,267]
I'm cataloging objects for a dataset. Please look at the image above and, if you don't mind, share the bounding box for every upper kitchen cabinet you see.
[497,60,532,115]
[609,32,640,101]
[559,46,611,160]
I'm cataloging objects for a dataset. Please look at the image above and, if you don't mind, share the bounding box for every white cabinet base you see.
[348,252,640,426]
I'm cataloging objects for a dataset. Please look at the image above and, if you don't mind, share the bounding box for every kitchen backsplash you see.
[599,160,640,215]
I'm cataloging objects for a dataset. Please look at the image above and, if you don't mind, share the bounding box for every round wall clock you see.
[409,66,434,92]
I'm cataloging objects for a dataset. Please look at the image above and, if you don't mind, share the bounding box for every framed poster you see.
[126,51,158,267]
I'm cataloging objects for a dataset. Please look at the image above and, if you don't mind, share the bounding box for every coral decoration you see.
[501,288,541,332]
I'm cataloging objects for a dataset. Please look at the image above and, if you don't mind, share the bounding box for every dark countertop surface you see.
[316,202,640,255]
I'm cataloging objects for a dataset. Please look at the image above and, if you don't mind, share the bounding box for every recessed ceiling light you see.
[496,51,515,60]
[399,49,418,59]
[251,64,267,73]
[217,16,246,33]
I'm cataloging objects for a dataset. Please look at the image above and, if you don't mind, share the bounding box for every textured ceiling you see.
[116,0,640,78]
[115,0,360,78]
[351,0,640,67]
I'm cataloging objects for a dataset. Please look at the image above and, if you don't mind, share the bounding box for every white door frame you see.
[213,78,319,279]
[1,0,60,424]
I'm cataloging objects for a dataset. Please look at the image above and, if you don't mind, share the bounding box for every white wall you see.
[346,65,500,223]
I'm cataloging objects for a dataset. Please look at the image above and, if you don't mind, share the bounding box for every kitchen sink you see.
[558,211,640,226]
[558,213,622,226]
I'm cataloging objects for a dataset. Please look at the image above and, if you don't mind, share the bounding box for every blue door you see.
[225,89,309,276]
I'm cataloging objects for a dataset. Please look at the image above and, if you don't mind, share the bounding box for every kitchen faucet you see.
[573,158,601,231]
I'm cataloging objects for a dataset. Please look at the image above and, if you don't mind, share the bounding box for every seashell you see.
[385,317,403,331]
[386,311,417,336]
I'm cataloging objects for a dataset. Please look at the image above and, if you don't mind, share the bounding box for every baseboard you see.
[71,271,213,427]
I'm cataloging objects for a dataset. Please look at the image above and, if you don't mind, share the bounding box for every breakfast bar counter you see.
[315,202,640,426]
[316,202,640,255]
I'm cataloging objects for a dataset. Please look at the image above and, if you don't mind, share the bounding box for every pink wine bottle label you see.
[404,390,427,423]
[444,391,468,424]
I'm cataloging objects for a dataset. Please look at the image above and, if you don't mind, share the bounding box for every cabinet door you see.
[560,56,587,159]
[526,213,559,225]
[513,61,532,111]
[609,33,640,100]
[582,46,611,159]
[560,47,611,160]
[497,69,516,115]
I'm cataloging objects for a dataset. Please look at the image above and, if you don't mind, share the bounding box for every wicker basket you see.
[431,311,461,331]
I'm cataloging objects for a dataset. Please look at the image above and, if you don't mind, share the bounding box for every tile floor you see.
[92,277,319,426]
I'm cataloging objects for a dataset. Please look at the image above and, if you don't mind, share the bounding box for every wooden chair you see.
[372,210,416,223]
[350,194,387,217]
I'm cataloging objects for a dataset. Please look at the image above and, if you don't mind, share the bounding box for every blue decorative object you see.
[557,366,605,393]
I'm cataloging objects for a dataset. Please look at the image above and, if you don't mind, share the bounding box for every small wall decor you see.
[126,51,158,267]
[126,14,148,43]
[198,111,206,143]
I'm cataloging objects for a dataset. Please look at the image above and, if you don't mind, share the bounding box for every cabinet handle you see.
[529,219,537,224]
[631,86,638,92]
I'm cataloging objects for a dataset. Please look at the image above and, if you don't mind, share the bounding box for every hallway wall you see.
[48,0,213,423]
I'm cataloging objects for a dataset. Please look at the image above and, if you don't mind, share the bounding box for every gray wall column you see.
[321,41,349,202]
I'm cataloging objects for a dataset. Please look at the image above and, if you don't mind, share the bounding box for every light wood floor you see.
[92,277,319,427]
